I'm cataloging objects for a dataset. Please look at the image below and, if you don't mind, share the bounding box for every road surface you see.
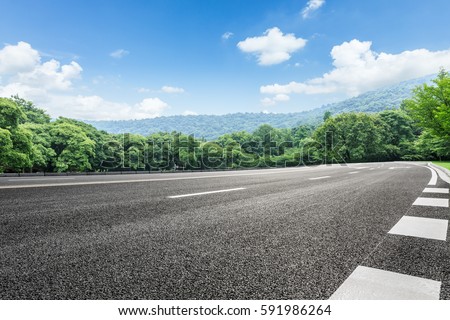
[0,162,449,299]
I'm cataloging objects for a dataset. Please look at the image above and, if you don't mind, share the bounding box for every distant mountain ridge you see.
[86,75,434,140]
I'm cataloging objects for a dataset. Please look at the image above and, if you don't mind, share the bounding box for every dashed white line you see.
[413,197,449,208]
[330,266,441,300]
[168,187,246,198]
[308,176,331,180]
[388,216,448,241]
[348,171,359,174]
[423,187,449,194]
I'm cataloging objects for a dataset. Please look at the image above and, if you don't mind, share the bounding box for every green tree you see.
[323,111,332,122]
[0,97,26,129]
[403,70,450,159]
[378,109,416,160]
[0,98,34,172]
[313,113,384,163]
[0,128,13,172]
[49,120,95,172]
[11,95,51,124]
[22,123,56,171]
[403,69,450,138]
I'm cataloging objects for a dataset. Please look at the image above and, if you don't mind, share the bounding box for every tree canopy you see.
[0,72,448,173]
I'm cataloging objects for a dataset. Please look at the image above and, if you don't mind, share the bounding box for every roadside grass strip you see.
[388,216,448,241]
[413,197,449,208]
[330,266,441,300]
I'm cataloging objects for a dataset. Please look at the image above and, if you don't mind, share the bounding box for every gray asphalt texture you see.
[0,162,448,299]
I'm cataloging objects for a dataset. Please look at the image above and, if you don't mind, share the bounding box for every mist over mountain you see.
[86,75,433,140]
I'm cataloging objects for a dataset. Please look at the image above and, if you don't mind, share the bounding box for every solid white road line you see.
[413,197,449,208]
[388,216,448,241]
[167,187,246,198]
[432,165,450,184]
[0,167,314,189]
[8,177,75,181]
[426,166,438,185]
[330,266,441,300]
[308,176,331,180]
[423,187,449,194]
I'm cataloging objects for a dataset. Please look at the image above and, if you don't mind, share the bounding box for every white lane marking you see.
[388,216,448,241]
[348,171,359,174]
[8,177,75,181]
[413,197,449,208]
[330,266,441,300]
[354,166,369,169]
[308,176,331,180]
[432,165,450,184]
[423,187,449,194]
[168,187,246,198]
[369,168,375,171]
[0,167,315,189]
[425,166,438,185]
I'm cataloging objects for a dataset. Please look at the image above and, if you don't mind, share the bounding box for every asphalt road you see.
[0,162,448,299]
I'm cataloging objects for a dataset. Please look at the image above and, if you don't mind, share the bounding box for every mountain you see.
[86,75,434,140]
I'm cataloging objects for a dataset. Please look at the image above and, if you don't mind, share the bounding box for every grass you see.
[433,161,450,170]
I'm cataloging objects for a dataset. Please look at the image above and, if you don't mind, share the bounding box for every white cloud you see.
[222,32,234,40]
[0,41,40,74]
[43,95,169,120]
[161,85,185,94]
[0,42,170,120]
[0,42,82,93]
[0,41,82,104]
[110,49,129,59]
[237,27,307,65]
[182,110,198,116]
[301,0,325,19]
[261,39,450,97]
[261,97,275,107]
[137,87,151,93]
[261,94,290,106]
[135,98,169,117]
[48,95,132,120]
[15,60,82,91]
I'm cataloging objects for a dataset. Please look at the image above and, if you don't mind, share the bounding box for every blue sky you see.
[1,0,450,120]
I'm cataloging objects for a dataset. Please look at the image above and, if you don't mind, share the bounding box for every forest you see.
[86,75,434,140]
[0,71,449,173]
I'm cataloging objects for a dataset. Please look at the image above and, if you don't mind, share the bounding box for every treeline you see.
[0,72,448,173]
[86,74,432,140]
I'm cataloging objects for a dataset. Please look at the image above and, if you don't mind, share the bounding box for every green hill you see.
[86,75,433,140]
